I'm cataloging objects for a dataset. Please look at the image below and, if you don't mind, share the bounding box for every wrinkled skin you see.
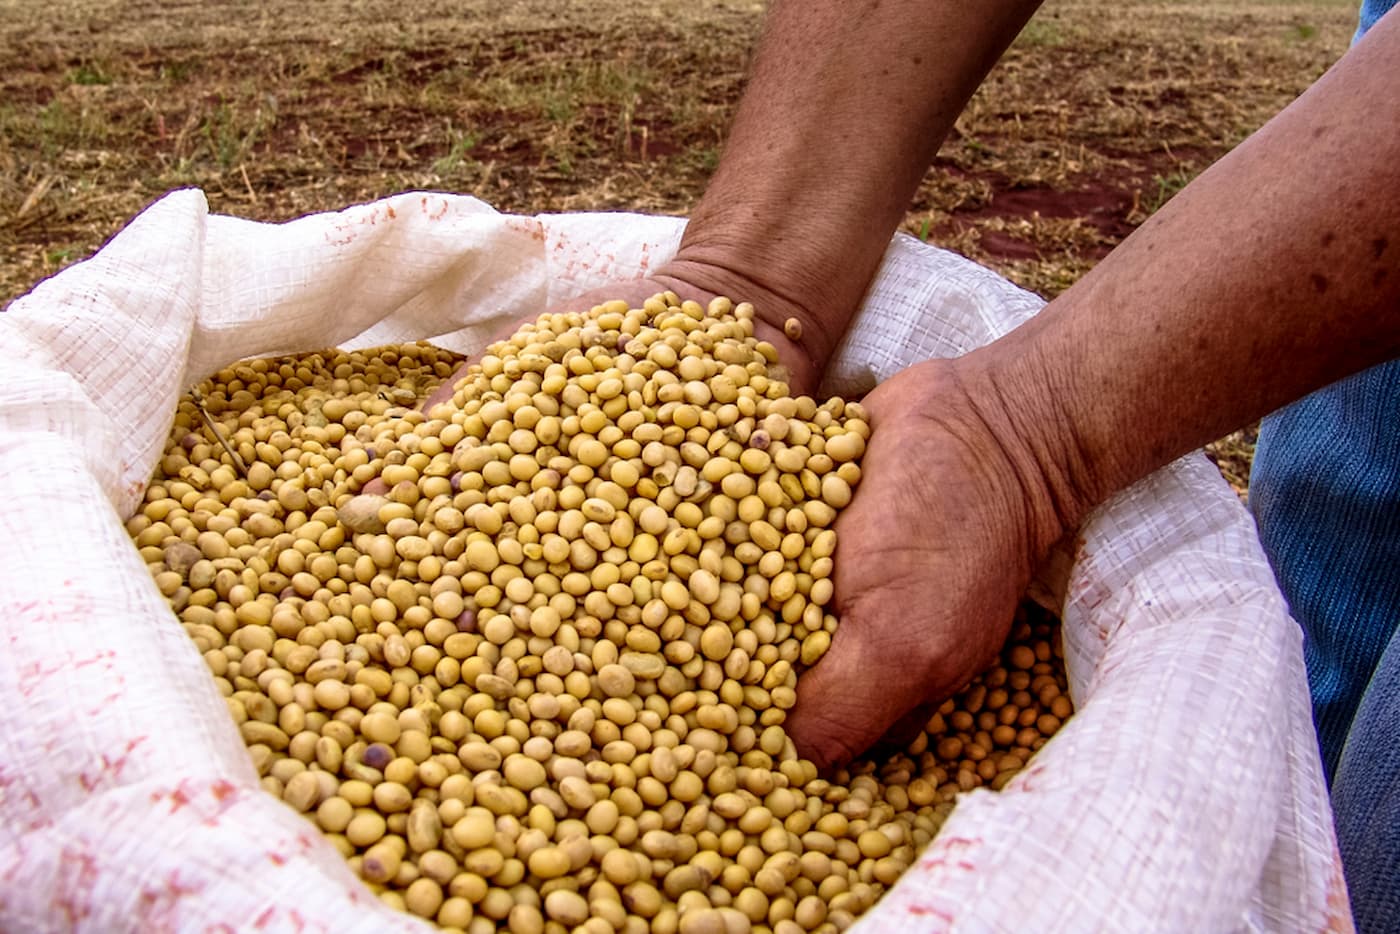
[406,273,1052,770]
[420,271,819,413]
[781,359,1046,769]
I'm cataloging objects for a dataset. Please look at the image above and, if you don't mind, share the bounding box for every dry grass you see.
[0,0,1360,493]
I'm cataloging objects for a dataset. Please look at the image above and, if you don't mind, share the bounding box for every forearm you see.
[972,13,1400,536]
[665,0,1044,373]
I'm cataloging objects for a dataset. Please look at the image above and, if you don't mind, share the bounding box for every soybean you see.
[133,296,1074,932]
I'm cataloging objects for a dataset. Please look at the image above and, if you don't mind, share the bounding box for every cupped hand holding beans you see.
[135,291,1077,928]
[783,356,1069,770]
[420,266,823,416]
[413,278,1061,776]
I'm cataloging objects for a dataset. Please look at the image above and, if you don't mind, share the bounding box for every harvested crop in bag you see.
[129,292,1071,933]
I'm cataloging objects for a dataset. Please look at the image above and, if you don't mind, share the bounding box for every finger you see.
[749,319,820,397]
[420,313,529,413]
[374,287,657,492]
[866,702,938,760]
[419,283,668,414]
[783,621,917,771]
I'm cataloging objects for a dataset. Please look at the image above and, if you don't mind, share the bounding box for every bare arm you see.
[786,11,1400,764]
[430,0,1040,403]
[659,0,1045,384]
[974,11,1400,542]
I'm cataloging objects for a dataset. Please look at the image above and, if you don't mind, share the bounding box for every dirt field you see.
[0,0,1360,491]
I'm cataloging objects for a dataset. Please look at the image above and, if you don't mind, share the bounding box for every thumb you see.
[782,619,917,771]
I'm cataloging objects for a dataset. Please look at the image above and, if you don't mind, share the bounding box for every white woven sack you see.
[0,189,1349,932]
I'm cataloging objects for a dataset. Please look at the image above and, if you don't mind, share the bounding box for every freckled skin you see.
[558,0,1400,760]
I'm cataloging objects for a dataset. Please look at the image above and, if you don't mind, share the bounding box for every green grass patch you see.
[69,62,112,86]
[1144,169,1195,213]
[433,130,481,177]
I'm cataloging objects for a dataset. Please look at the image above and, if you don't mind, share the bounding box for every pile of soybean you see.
[128,294,1072,934]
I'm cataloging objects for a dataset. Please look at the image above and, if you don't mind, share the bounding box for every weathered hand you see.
[783,357,1070,770]
[420,266,825,415]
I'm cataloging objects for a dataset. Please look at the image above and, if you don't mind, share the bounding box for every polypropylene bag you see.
[0,189,1350,932]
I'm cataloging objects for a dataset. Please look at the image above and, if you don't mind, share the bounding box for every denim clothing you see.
[1332,627,1400,931]
[1249,3,1400,928]
[1357,0,1399,42]
[1252,361,1400,781]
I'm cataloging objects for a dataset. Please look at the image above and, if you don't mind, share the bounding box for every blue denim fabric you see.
[1252,361,1400,782]
[1356,0,1398,42]
[1249,4,1400,929]
[1332,628,1400,932]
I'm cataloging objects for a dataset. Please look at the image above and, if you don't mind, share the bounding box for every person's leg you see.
[1251,361,1400,780]
[1331,624,1400,931]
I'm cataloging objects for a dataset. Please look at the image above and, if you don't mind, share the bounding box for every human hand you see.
[419,263,826,415]
[365,268,825,498]
[782,356,1075,770]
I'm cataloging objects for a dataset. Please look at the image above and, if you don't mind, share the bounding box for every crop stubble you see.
[0,0,1357,482]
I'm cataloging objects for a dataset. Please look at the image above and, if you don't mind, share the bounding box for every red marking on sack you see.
[91,728,150,784]
[89,688,127,717]
[326,202,401,247]
[510,217,546,243]
[7,784,39,812]
[325,223,356,247]
[420,196,449,221]
[254,905,278,928]
[269,851,287,866]
[53,893,92,928]
[135,869,206,927]
[907,903,954,924]
[52,846,101,925]
[18,641,117,699]
[1324,838,1353,931]
[1070,570,1111,612]
[918,833,981,873]
[156,871,202,900]
[1016,761,1046,791]
[74,650,117,670]
[78,737,142,792]
[936,834,976,848]
[201,779,243,826]
[3,779,41,820]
